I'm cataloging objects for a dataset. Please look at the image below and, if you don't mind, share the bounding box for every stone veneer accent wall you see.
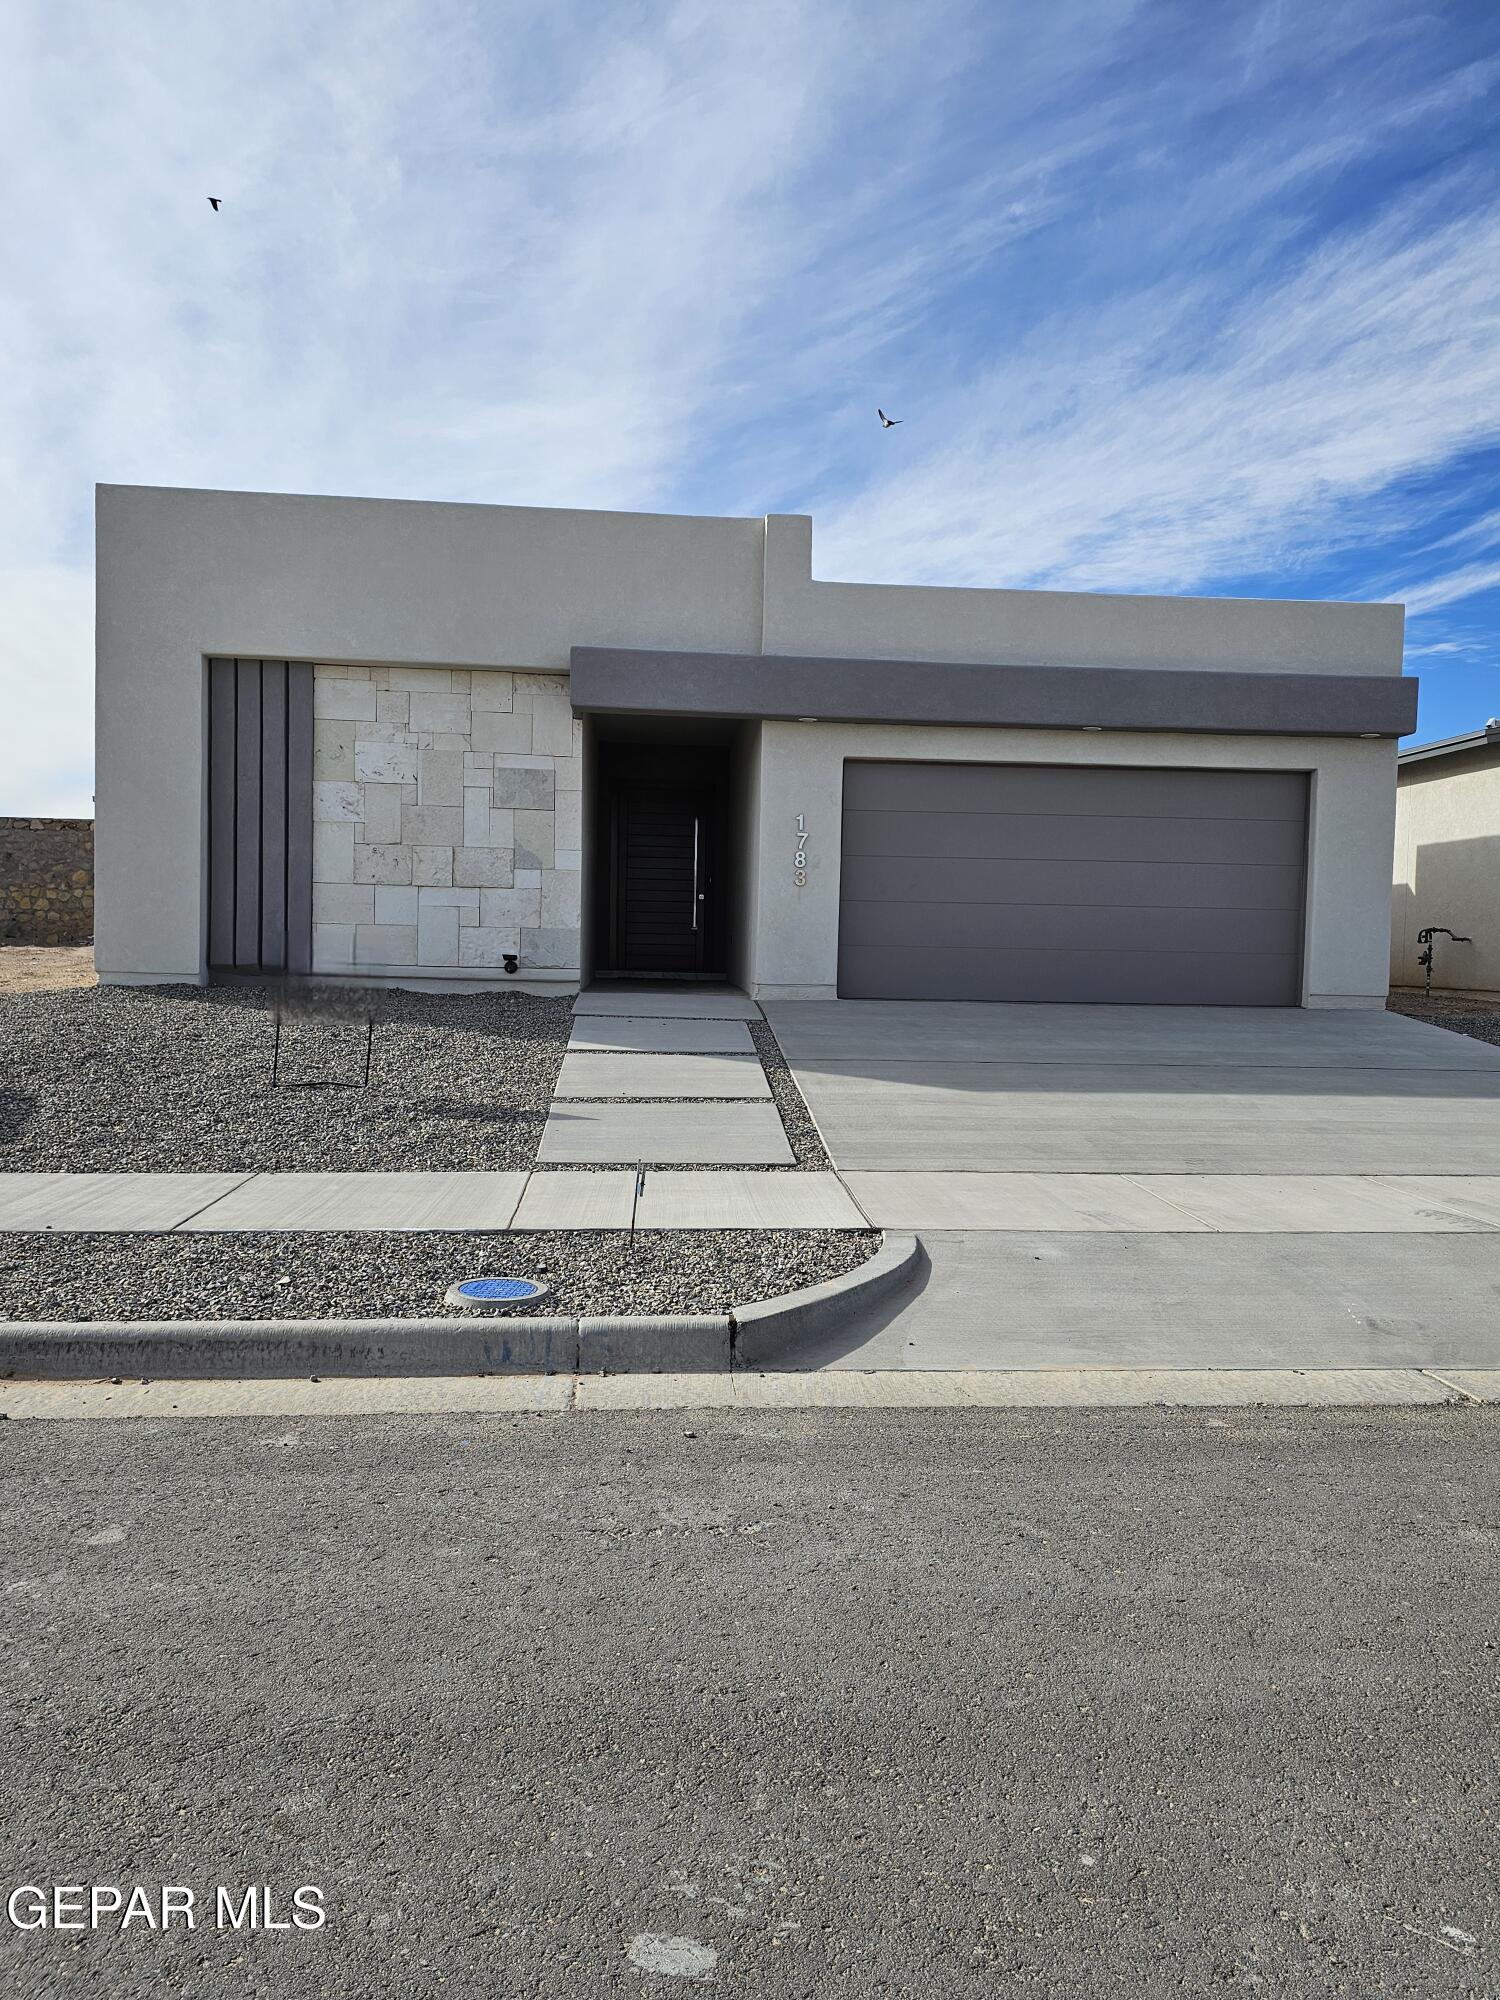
[1,817,94,945]
[310,665,582,976]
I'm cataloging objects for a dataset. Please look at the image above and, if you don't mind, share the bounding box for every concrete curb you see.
[730,1232,921,1365]
[579,1315,731,1373]
[2,1368,1495,1422]
[0,1234,909,1379]
[0,1318,577,1381]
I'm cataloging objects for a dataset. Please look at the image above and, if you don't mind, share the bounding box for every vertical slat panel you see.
[259,661,288,969]
[206,659,238,967]
[233,662,262,968]
[284,662,315,974]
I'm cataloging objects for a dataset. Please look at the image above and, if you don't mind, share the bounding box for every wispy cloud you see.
[3,0,1499,809]
[1399,559,1500,618]
[811,178,1500,594]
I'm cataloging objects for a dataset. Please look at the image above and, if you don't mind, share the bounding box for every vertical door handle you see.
[690,817,700,930]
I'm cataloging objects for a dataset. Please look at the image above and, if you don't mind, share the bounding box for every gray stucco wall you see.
[741,723,1398,1007]
[95,487,765,981]
[95,485,1407,994]
[761,515,1403,677]
[1391,748,1500,995]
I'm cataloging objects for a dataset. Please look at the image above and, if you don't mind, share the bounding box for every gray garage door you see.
[838,762,1307,1005]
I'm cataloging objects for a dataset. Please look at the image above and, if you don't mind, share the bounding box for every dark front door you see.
[616,783,716,974]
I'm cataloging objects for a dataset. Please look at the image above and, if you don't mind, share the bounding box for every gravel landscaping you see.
[1388,990,1500,1051]
[1,981,835,1176]
[1,983,574,1172]
[751,1018,832,1169]
[0,1228,881,1322]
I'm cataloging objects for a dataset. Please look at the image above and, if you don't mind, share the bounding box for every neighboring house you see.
[94,484,1415,1008]
[1391,721,1500,997]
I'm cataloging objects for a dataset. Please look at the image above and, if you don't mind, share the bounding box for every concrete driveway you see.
[764,1001,1500,1370]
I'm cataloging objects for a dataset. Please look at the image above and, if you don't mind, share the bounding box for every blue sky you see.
[3,0,1499,812]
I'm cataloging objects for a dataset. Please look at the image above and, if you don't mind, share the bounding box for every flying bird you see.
[207,196,222,211]
[877,408,901,427]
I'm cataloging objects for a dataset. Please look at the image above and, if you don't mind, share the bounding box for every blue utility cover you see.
[446,1274,555,1314]
[454,1277,547,1303]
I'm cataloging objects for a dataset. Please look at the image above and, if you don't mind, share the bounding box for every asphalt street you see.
[1,1406,1496,1997]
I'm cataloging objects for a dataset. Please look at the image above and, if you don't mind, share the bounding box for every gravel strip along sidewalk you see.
[1388,991,1500,1051]
[1,984,573,1173]
[749,1017,832,1170]
[0,1228,880,1322]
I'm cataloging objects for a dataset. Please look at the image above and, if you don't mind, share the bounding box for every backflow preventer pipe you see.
[1416,925,1472,999]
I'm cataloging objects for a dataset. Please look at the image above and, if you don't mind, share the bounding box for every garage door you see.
[838,762,1307,1005]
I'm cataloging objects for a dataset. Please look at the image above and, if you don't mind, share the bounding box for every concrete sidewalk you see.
[13,1167,1500,1238]
[0,1167,867,1231]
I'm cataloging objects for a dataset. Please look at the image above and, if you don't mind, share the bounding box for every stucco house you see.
[94,484,1415,1007]
[1391,720,1500,998]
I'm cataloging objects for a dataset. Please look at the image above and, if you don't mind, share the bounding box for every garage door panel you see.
[842,807,1308,867]
[838,761,1307,1005]
[839,852,1304,913]
[837,944,1302,1006]
[838,896,1302,958]
[842,760,1307,822]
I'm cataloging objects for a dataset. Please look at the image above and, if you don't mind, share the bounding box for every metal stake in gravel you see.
[271,976,374,1089]
[446,1276,553,1313]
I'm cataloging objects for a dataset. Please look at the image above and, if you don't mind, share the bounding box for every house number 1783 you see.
[793,814,808,887]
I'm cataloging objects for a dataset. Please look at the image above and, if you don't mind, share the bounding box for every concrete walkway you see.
[571,987,761,1019]
[538,987,793,1163]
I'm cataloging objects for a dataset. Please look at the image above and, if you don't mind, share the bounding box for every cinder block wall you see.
[0,818,95,945]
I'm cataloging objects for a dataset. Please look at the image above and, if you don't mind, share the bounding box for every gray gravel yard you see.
[0,1227,879,1322]
[1388,990,1500,1050]
[1,983,574,1172]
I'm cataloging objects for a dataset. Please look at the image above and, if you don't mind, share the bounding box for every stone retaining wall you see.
[0,818,95,945]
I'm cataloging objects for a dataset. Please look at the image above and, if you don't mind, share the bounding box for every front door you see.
[614,783,717,975]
